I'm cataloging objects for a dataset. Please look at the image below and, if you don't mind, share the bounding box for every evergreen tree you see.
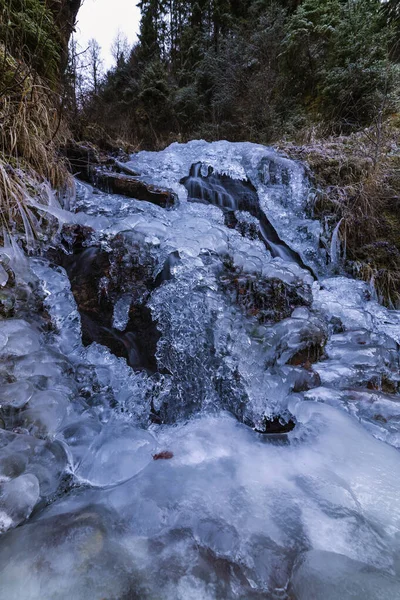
[75,0,400,146]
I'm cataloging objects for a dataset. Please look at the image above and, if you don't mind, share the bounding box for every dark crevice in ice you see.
[48,226,161,373]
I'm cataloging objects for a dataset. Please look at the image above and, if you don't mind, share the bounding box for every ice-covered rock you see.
[291,551,400,600]
[0,140,398,600]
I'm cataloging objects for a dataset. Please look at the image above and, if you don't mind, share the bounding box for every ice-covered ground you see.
[0,141,399,599]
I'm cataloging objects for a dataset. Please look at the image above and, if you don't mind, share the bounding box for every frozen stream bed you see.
[0,141,399,599]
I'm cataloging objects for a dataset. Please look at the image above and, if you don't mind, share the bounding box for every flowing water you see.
[0,141,399,599]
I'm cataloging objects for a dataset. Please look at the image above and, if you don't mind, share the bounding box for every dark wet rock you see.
[62,140,102,183]
[94,171,176,208]
[220,262,312,324]
[52,229,161,372]
[255,416,296,434]
[367,375,399,395]
[224,211,238,230]
[62,141,177,210]
[59,224,96,253]
[288,344,326,366]
[108,231,157,301]
[381,375,399,395]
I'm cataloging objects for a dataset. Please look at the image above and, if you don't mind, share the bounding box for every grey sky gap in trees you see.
[76,0,140,68]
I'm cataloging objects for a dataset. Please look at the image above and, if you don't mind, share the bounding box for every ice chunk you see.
[18,390,69,438]
[0,381,33,409]
[12,350,73,380]
[0,474,40,532]
[76,420,156,487]
[0,319,41,357]
[0,430,68,499]
[112,294,132,331]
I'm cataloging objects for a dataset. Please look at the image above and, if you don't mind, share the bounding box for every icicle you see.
[330,218,343,266]
[0,229,33,284]
[369,273,379,302]
[17,199,36,251]
[27,198,78,225]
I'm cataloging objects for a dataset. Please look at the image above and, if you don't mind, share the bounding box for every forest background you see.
[0,0,400,304]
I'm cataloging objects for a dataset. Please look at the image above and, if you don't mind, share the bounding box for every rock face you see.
[220,261,312,324]
[47,0,82,68]
[94,171,176,208]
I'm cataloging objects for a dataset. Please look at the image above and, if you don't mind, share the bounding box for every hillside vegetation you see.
[76,0,399,147]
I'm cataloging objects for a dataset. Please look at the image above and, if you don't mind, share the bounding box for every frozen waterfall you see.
[0,141,399,600]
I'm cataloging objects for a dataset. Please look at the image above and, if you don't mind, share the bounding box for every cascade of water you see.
[182,162,309,269]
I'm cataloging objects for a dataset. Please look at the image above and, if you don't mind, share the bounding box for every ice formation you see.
[0,141,399,599]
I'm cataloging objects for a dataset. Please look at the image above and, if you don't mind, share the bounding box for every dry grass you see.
[352,262,400,309]
[0,44,73,241]
[0,161,62,246]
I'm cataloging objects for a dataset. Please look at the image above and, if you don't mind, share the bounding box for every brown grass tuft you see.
[0,43,73,240]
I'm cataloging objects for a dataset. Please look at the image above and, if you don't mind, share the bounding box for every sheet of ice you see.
[1,409,400,599]
[76,420,156,487]
[291,550,400,600]
[305,386,400,448]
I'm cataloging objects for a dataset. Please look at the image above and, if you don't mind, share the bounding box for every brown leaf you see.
[153,450,174,460]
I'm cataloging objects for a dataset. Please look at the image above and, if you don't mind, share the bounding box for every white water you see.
[0,141,399,599]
